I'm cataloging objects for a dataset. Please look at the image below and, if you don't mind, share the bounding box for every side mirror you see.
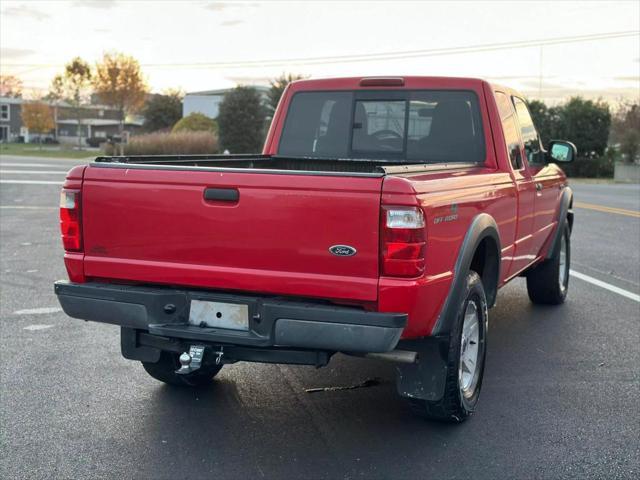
[547,140,577,163]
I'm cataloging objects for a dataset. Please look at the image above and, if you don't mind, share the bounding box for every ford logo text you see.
[329,245,357,257]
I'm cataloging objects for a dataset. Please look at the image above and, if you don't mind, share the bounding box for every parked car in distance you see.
[55,76,576,422]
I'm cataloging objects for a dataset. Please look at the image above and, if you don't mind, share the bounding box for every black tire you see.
[410,271,488,422]
[142,351,223,387]
[526,221,570,305]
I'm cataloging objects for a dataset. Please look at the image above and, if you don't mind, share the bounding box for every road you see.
[1,155,638,480]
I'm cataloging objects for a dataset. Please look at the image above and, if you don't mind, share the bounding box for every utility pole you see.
[538,45,543,98]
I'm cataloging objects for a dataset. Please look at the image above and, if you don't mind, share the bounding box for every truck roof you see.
[287,76,489,92]
[287,76,525,99]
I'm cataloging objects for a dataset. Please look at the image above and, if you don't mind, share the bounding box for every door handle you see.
[203,187,239,202]
[535,183,543,192]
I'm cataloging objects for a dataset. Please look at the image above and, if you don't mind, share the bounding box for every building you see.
[0,96,143,145]
[0,97,24,142]
[183,86,270,119]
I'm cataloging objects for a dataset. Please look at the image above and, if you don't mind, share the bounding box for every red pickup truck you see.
[55,76,576,422]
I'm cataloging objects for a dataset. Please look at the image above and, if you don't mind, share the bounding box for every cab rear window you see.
[278,90,485,164]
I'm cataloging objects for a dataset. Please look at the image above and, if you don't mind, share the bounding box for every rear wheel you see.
[409,271,488,422]
[142,351,222,387]
[527,221,570,305]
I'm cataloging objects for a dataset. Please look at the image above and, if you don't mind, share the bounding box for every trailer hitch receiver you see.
[175,345,205,374]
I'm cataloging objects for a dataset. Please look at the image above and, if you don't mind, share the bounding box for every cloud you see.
[203,1,259,11]
[203,2,232,11]
[226,75,271,86]
[2,4,50,20]
[521,86,640,105]
[613,76,640,82]
[72,0,118,9]
[519,79,565,90]
[221,19,243,27]
[1,48,36,59]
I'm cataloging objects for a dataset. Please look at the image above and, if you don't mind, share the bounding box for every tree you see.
[218,86,267,153]
[555,97,610,158]
[21,102,54,148]
[143,90,183,132]
[93,52,148,152]
[529,97,610,158]
[50,57,92,148]
[268,73,305,112]
[172,113,217,133]
[610,102,640,163]
[529,96,613,178]
[528,99,553,146]
[0,75,23,98]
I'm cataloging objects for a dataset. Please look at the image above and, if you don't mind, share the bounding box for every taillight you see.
[381,206,426,277]
[60,189,82,251]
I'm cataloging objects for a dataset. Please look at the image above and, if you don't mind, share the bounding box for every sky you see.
[1,0,639,104]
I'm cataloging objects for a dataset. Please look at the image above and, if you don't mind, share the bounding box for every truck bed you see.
[95,154,389,174]
[94,154,479,176]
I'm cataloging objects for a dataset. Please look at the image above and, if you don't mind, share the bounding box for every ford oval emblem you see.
[329,245,357,257]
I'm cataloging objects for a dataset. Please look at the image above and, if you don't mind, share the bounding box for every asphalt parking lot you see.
[1,155,639,480]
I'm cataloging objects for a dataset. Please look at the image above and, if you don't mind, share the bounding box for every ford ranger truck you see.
[55,76,576,422]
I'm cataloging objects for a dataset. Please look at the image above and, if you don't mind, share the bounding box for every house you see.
[183,86,270,119]
[0,96,143,145]
[56,116,144,145]
[0,97,24,142]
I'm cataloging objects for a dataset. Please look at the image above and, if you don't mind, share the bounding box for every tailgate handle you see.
[203,188,239,202]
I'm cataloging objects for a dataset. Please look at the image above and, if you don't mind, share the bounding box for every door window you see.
[513,97,542,164]
[495,92,522,170]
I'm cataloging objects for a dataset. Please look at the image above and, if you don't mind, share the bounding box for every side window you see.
[495,92,522,170]
[513,97,542,164]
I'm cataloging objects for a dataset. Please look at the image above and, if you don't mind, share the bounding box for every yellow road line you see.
[574,202,640,218]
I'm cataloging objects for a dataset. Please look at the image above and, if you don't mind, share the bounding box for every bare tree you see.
[50,58,92,148]
[93,52,148,154]
[0,75,23,98]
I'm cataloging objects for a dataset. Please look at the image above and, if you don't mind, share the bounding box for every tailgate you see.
[81,165,383,301]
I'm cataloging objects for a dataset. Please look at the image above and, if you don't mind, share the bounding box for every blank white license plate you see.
[188,300,249,331]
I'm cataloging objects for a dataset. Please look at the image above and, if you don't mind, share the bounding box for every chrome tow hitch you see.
[175,345,206,375]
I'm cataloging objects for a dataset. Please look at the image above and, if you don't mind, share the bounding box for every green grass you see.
[0,143,96,160]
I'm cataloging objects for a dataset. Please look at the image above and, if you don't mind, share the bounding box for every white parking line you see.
[0,206,57,210]
[0,163,70,168]
[14,307,62,315]
[24,324,55,331]
[570,270,640,302]
[1,170,68,175]
[0,180,62,185]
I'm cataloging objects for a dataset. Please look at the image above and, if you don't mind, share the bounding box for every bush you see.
[103,131,218,156]
[144,91,183,132]
[86,137,104,148]
[562,149,616,178]
[172,113,217,133]
[218,86,267,153]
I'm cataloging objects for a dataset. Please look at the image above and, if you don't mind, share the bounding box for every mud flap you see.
[395,336,450,401]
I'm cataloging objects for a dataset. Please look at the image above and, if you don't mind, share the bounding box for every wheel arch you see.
[431,213,501,336]
[546,187,573,260]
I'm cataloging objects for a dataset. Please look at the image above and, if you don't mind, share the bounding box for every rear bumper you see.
[54,281,406,353]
